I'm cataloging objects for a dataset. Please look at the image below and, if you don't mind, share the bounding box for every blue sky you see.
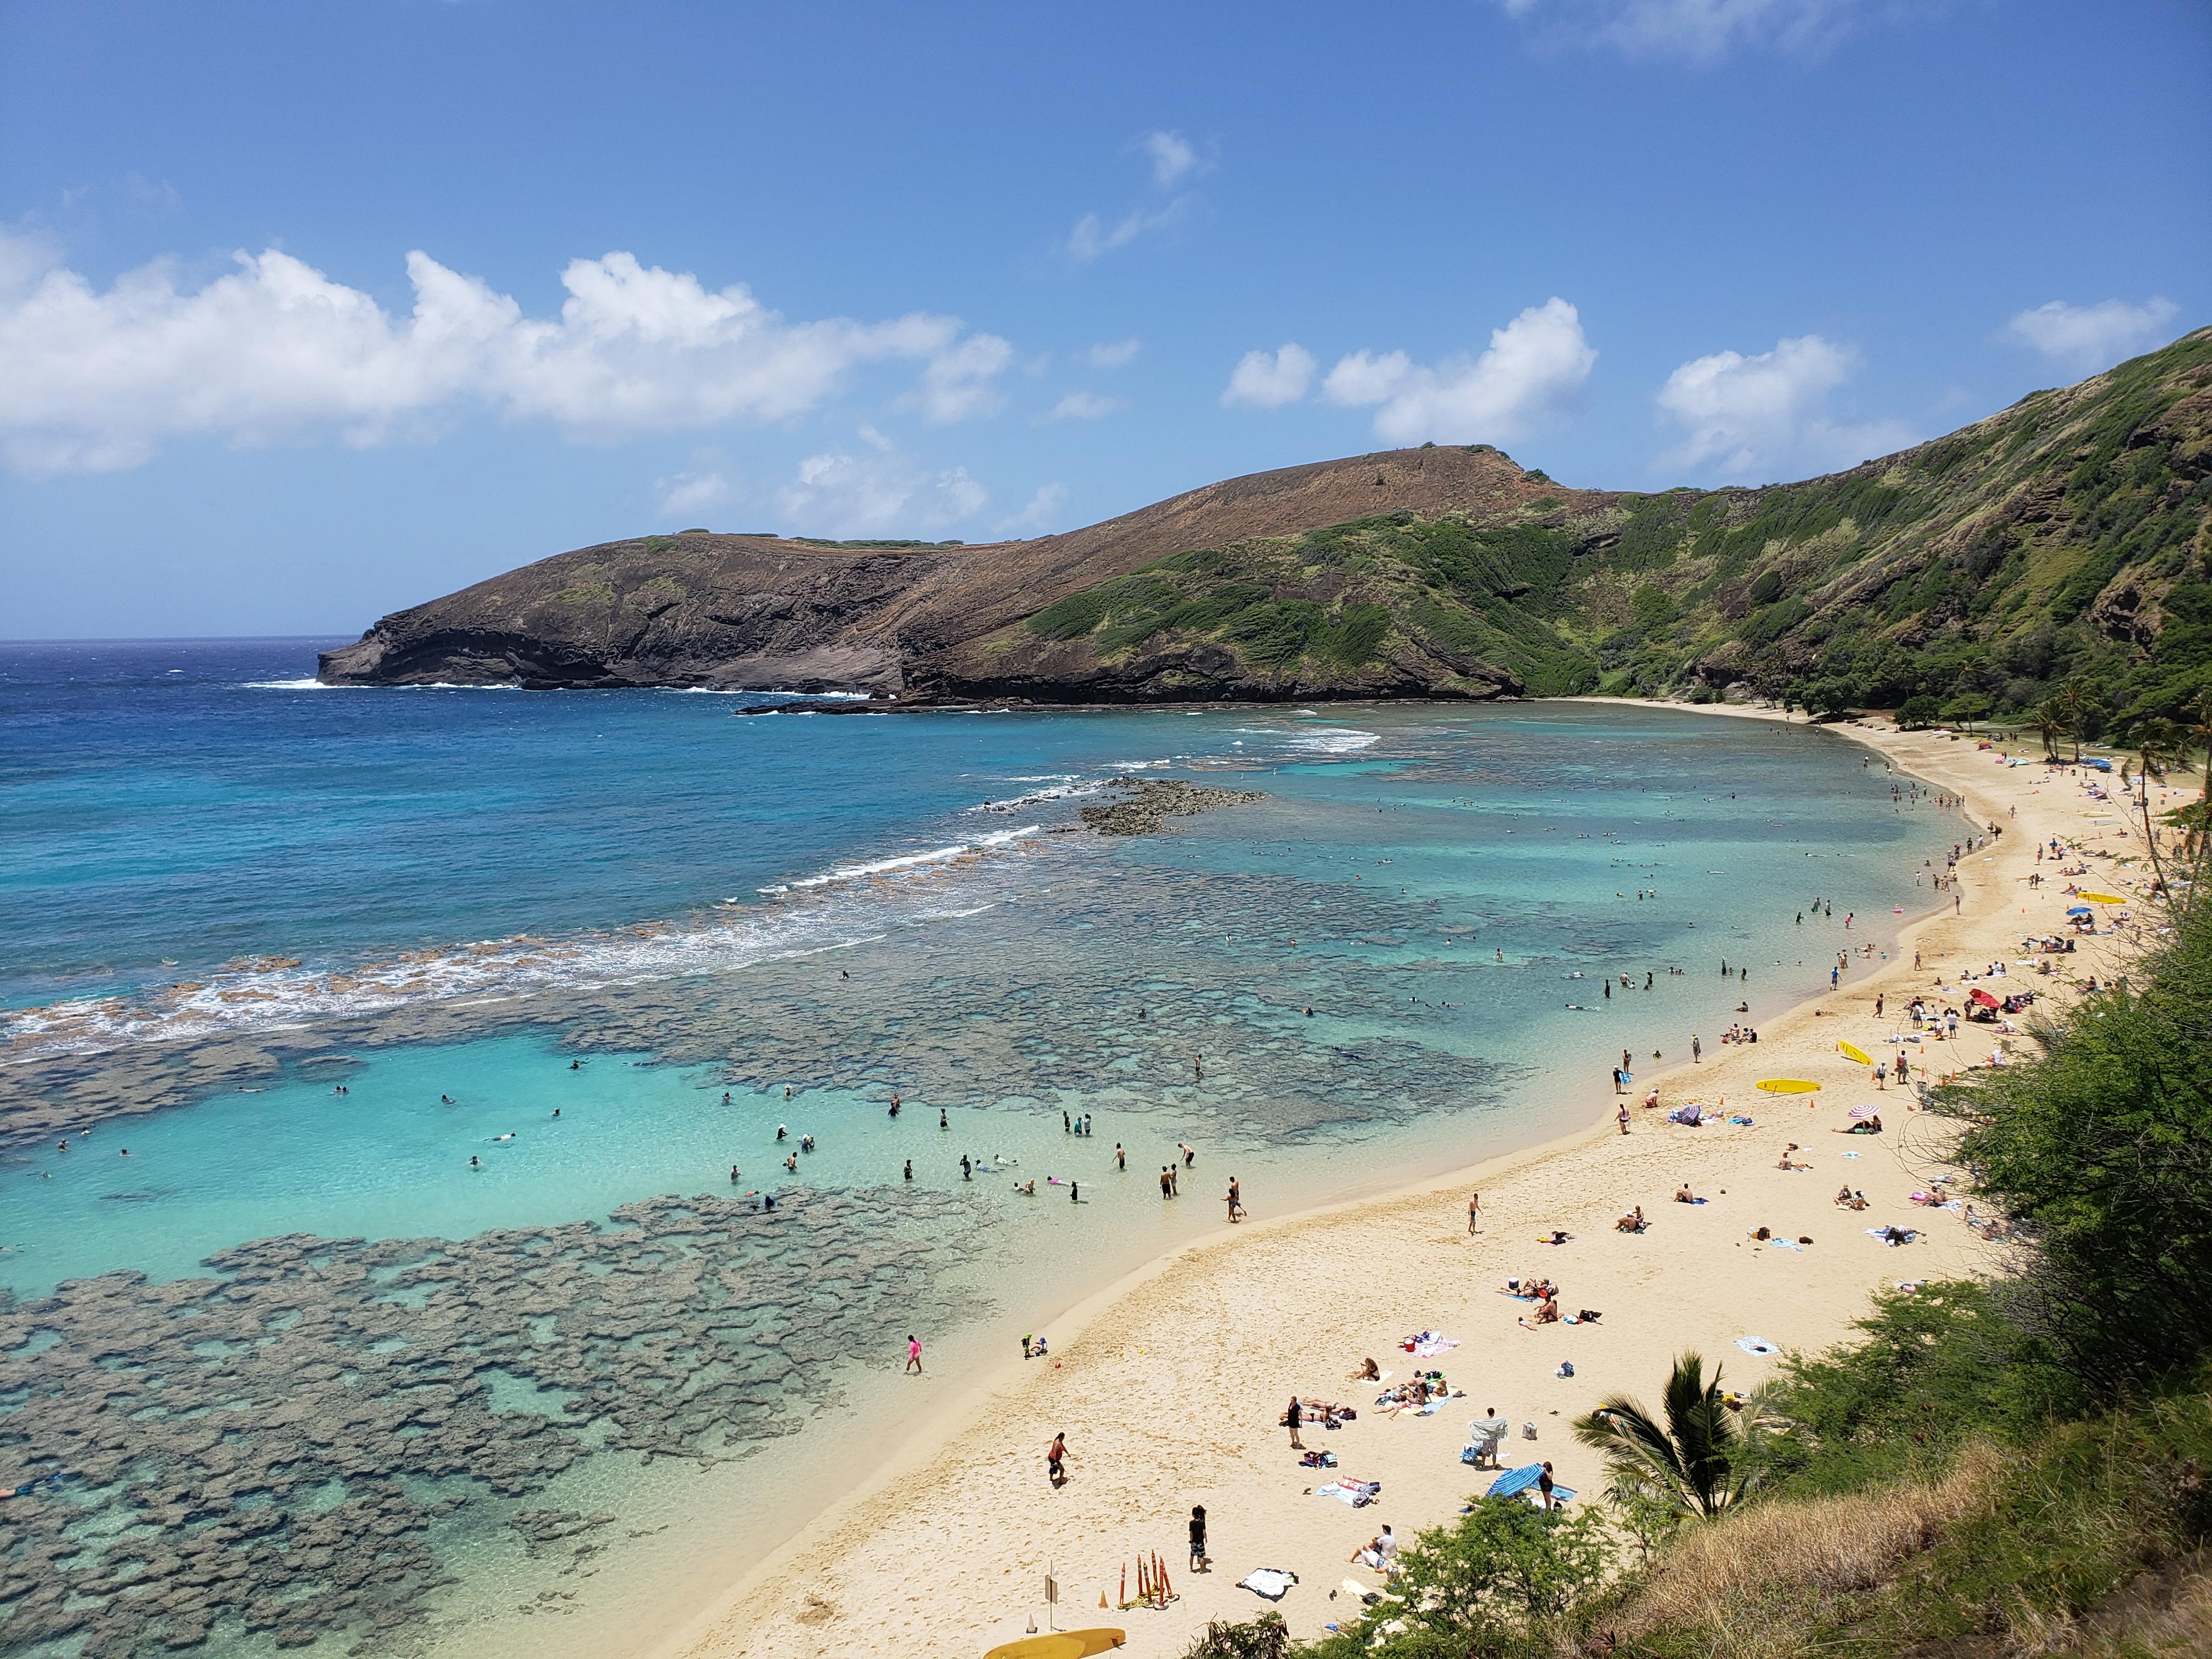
[2,0,2206,639]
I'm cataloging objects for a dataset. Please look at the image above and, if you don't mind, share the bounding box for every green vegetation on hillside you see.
[1023,329,2212,720]
[1022,514,1604,693]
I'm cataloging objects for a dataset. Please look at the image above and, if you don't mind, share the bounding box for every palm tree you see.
[1572,1352,1776,1520]
[2029,697,2067,761]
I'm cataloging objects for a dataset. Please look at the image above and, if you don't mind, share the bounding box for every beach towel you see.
[1487,1464,1576,1507]
[1867,1226,1918,1245]
[1403,1334,1459,1357]
[1314,1479,1379,1506]
[1239,1568,1298,1601]
[1734,1336,1780,1356]
[1771,1238,1807,1251]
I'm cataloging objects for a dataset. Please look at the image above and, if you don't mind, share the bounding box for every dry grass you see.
[2050,1552,2212,1657]
[1585,1443,2011,1659]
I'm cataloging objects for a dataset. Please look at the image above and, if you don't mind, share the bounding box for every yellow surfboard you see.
[1838,1042,1872,1065]
[1756,1079,1821,1093]
[985,1631,1126,1659]
[2079,892,2126,904]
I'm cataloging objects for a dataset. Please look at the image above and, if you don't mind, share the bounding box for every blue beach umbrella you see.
[1486,1465,1575,1505]
[2066,905,2092,916]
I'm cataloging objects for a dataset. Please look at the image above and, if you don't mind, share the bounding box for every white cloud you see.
[1487,0,1875,63]
[1140,131,1205,189]
[997,481,1068,537]
[1066,199,1190,262]
[904,330,1014,422]
[654,467,732,518]
[1322,297,1596,444]
[1221,342,1317,409]
[0,233,1014,476]
[775,433,987,539]
[1656,333,1916,479]
[1039,390,1127,422]
[1085,337,1141,369]
[2003,297,2181,376]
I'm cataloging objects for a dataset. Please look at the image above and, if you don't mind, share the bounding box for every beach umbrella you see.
[2079,892,2125,904]
[2066,905,2092,916]
[1756,1079,1821,1093]
[1837,1042,1873,1065]
[1969,989,2000,1009]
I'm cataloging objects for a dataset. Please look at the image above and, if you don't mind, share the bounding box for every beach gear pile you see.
[1401,1331,1458,1357]
[1312,1477,1381,1506]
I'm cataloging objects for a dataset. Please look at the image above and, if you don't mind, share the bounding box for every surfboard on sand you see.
[984,1630,1126,1659]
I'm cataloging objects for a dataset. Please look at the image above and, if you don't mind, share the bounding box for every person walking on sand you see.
[1189,1505,1209,1572]
[1286,1393,1304,1449]
[1468,1194,1481,1234]
[1691,1032,1702,1063]
[1046,1432,1069,1487]
[1227,1177,1245,1222]
[1617,1103,1630,1136]
[905,1334,922,1374]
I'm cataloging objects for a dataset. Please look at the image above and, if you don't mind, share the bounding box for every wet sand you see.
[654,704,2172,1659]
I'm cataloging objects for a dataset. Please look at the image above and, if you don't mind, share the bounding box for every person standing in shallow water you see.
[905,1334,922,1374]
[1227,1177,1244,1222]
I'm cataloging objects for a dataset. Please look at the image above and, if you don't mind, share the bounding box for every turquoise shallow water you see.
[0,641,1964,1658]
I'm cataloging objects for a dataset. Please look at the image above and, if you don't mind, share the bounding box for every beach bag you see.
[1555,1361,1574,1378]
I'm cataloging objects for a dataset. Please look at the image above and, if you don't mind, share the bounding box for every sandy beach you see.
[655,703,2175,1659]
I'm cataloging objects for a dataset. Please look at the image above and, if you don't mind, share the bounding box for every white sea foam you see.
[0,825,1052,1063]
[242,679,527,692]
[1285,727,1380,755]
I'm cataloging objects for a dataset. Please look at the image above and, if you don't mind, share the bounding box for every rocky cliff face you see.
[323,329,2212,724]
[319,445,1572,699]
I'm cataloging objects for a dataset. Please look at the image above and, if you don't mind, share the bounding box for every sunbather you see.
[1674,1184,1697,1203]
[1615,1205,1646,1232]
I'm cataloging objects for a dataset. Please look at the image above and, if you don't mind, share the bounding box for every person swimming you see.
[469,1155,480,1169]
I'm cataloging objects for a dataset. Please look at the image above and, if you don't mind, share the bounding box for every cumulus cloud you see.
[0,233,1013,476]
[1221,342,1317,409]
[1656,333,1917,480]
[2003,297,2181,376]
[1140,131,1206,188]
[774,429,987,539]
[1085,337,1141,369]
[1321,298,1596,444]
[997,481,1069,537]
[1039,390,1126,422]
[1487,0,1879,62]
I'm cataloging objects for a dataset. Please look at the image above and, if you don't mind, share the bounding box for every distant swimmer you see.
[120,1147,129,1156]
[730,1164,741,1183]
[469,1155,480,1169]
[1115,1143,1126,1170]
[939,1108,948,1130]
[961,1154,973,1180]
[569,1060,581,1070]
[800,1134,815,1153]
[490,1133,516,1143]
[777,1124,788,1141]
[55,1141,65,1153]
[785,1153,798,1173]
[1070,1181,1079,1203]
[1180,1142,1195,1167]
[904,1159,913,1182]
[551,1108,560,1118]
[721,1092,731,1104]
[441,1094,453,1104]
[889,1093,901,1118]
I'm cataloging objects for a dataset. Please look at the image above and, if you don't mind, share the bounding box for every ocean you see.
[0,638,1961,1658]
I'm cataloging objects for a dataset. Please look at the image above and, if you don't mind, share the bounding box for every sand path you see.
[656,706,2174,1659]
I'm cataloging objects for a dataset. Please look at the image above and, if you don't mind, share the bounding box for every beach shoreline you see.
[650,700,2165,1659]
